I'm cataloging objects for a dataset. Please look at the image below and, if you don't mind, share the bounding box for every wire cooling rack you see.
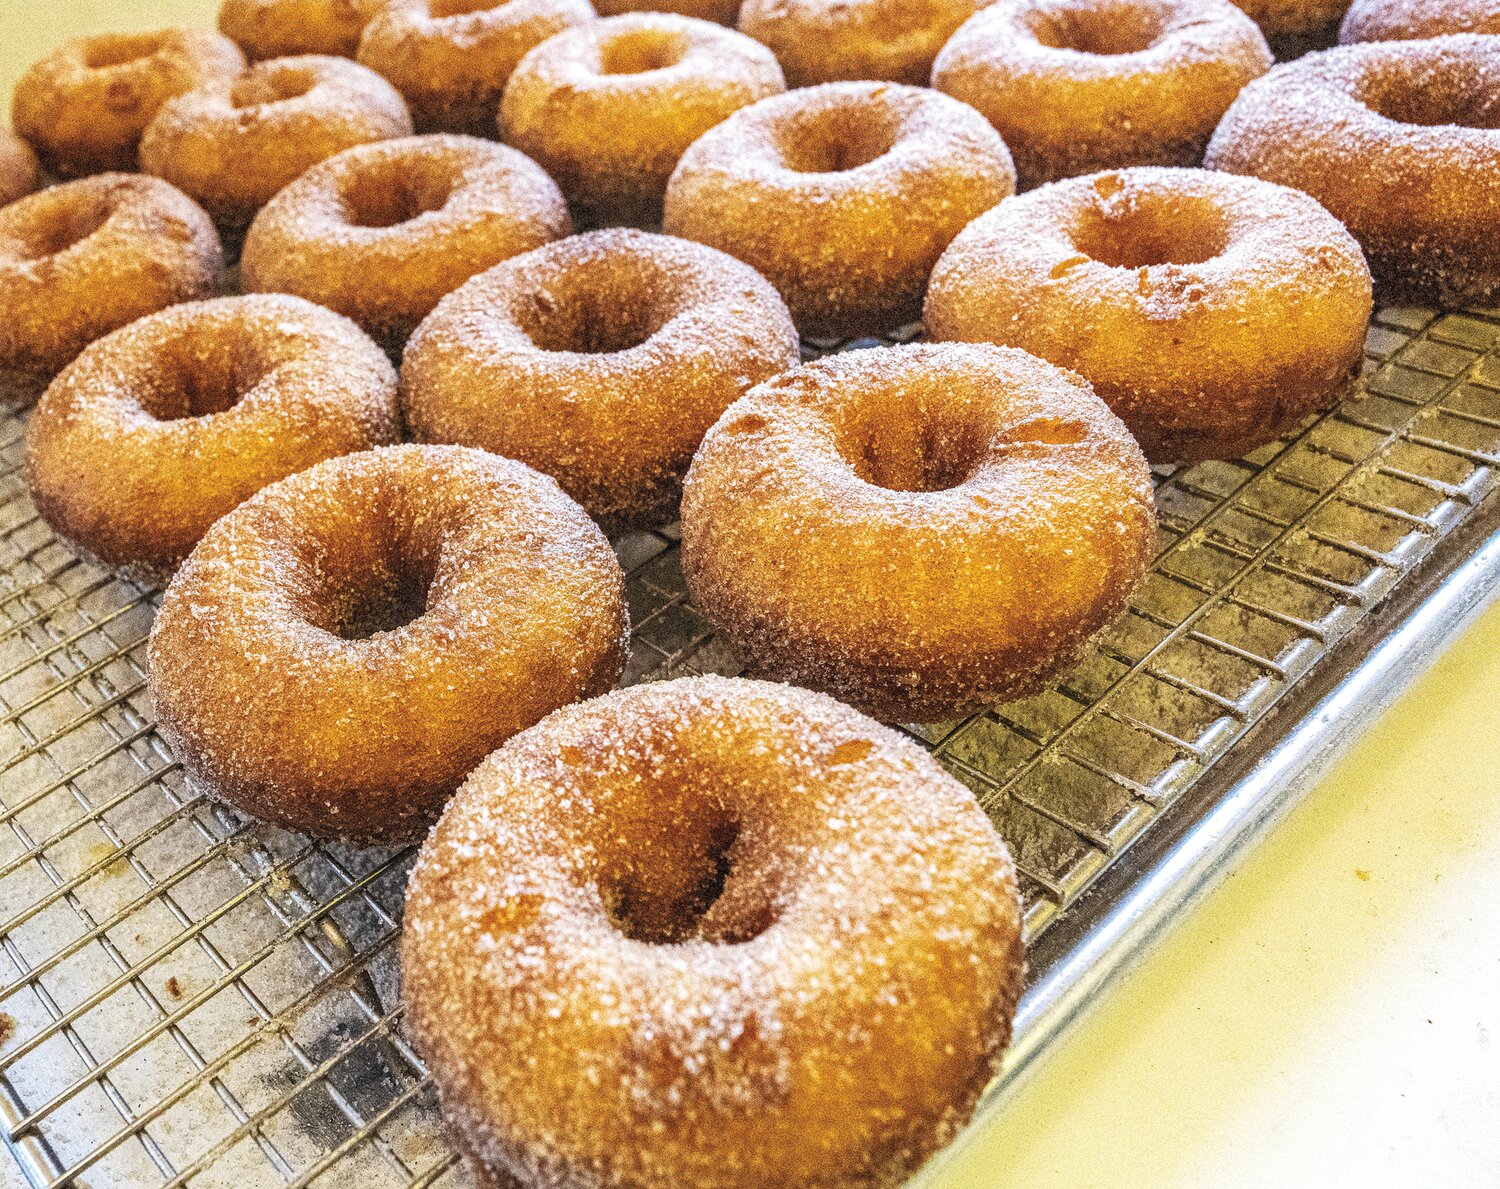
[2,305,1500,1187]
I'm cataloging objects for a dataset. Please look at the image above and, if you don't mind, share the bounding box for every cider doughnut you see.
[10,28,245,178]
[403,675,1024,1189]
[933,0,1271,189]
[242,134,571,349]
[681,343,1156,723]
[0,130,39,209]
[140,55,413,229]
[737,0,991,86]
[1206,35,1500,306]
[1230,0,1350,55]
[219,0,381,60]
[926,168,1373,463]
[596,0,739,21]
[26,295,400,581]
[1340,0,1500,42]
[402,229,799,532]
[499,13,784,227]
[357,0,596,135]
[664,82,1015,338]
[149,444,628,844]
[0,174,223,397]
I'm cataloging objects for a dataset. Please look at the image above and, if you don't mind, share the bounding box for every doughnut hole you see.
[776,102,899,174]
[1026,0,1168,53]
[834,391,997,493]
[1070,185,1231,269]
[336,157,455,227]
[597,26,688,73]
[139,344,275,420]
[1,197,114,263]
[511,262,669,354]
[1361,67,1500,129]
[228,62,321,107]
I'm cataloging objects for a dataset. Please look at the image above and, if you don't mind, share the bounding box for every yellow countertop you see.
[3,6,1498,1186]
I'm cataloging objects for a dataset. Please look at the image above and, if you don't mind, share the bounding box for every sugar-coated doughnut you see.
[681,343,1156,723]
[1229,0,1351,54]
[403,229,799,532]
[242,134,571,350]
[737,0,990,86]
[1340,0,1500,42]
[0,174,223,397]
[926,168,1373,463]
[357,0,596,134]
[597,0,739,21]
[664,82,1015,338]
[149,444,629,843]
[26,295,400,581]
[500,13,784,226]
[404,675,1024,1189]
[0,129,39,209]
[933,0,1271,189]
[219,0,381,60]
[11,28,245,177]
[1206,35,1500,306]
[140,55,412,229]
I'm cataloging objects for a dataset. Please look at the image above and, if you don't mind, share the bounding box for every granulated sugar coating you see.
[139,53,413,228]
[219,0,382,60]
[242,133,571,350]
[0,129,38,208]
[402,228,800,533]
[1340,0,1500,41]
[26,294,399,582]
[1205,35,1500,307]
[357,0,594,135]
[499,13,785,228]
[403,675,1024,1189]
[926,167,1373,464]
[11,27,245,177]
[680,343,1156,723]
[931,0,1272,190]
[736,0,991,88]
[663,81,1016,339]
[148,444,629,844]
[0,174,224,397]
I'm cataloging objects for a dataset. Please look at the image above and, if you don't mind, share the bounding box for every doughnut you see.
[597,0,739,22]
[219,0,381,60]
[402,228,799,532]
[499,14,784,227]
[664,82,1015,339]
[26,295,400,581]
[1229,0,1351,55]
[680,343,1156,722]
[148,443,629,844]
[0,129,39,208]
[926,168,1373,464]
[10,29,245,178]
[932,0,1271,190]
[0,174,223,397]
[737,0,991,88]
[403,674,1024,1189]
[140,55,413,229]
[1206,35,1500,306]
[357,0,596,135]
[1341,0,1500,42]
[242,134,571,350]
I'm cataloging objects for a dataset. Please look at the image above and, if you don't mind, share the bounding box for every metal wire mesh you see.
[1,305,1499,1187]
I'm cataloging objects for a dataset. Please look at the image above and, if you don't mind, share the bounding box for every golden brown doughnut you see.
[926,167,1373,463]
[140,55,412,229]
[402,228,799,531]
[737,0,990,86]
[404,675,1024,1189]
[242,134,571,349]
[0,174,223,397]
[219,0,382,60]
[664,82,1015,338]
[1206,35,1500,306]
[1229,0,1350,55]
[681,343,1156,723]
[932,0,1271,189]
[499,13,784,226]
[1341,0,1500,43]
[26,294,400,581]
[357,0,596,134]
[596,0,739,22]
[148,443,629,843]
[0,129,39,209]
[10,28,245,177]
